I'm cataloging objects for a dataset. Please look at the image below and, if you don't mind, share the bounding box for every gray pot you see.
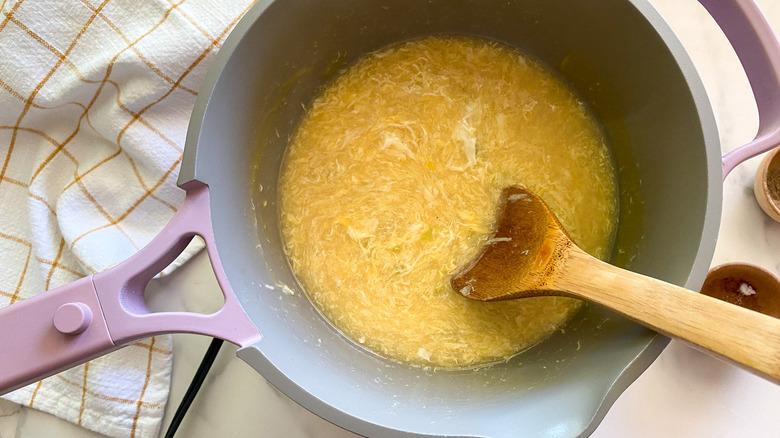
[190,0,727,436]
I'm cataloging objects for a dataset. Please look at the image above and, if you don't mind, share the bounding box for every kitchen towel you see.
[0,0,254,437]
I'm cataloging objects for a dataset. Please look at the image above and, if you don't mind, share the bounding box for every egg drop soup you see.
[279,36,617,368]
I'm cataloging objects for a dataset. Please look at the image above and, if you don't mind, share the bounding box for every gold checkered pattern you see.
[0,1,254,437]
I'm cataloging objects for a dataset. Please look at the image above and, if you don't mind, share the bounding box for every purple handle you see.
[0,181,260,396]
[699,0,780,178]
[92,181,260,347]
[0,277,116,394]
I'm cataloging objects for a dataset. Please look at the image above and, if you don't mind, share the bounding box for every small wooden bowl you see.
[701,263,780,319]
[754,147,780,222]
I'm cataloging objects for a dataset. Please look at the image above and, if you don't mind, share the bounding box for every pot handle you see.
[699,0,780,178]
[0,180,261,395]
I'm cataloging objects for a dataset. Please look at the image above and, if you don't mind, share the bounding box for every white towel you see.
[0,1,254,437]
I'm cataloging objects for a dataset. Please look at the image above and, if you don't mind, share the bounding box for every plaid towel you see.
[0,0,254,437]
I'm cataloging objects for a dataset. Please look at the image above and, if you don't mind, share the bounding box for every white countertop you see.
[3,0,780,437]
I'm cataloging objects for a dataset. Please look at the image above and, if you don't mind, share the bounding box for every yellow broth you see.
[278,36,617,368]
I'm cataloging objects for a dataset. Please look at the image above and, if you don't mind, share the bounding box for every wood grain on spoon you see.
[451,186,780,384]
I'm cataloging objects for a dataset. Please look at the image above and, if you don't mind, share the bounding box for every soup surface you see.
[279,36,617,368]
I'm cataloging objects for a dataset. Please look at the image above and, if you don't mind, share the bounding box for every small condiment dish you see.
[701,263,780,319]
[754,146,780,222]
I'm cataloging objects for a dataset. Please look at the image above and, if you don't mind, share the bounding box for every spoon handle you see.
[559,248,780,383]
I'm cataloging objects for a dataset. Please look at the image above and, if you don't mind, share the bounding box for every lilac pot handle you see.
[699,0,780,178]
[0,181,261,395]
[92,181,260,347]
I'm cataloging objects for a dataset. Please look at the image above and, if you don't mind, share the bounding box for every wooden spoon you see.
[451,186,780,383]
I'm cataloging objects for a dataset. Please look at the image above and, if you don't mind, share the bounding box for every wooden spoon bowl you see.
[452,186,780,383]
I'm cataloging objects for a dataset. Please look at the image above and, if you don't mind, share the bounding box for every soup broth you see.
[278,36,617,368]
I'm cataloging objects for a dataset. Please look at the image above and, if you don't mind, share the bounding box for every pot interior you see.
[184,0,721,436]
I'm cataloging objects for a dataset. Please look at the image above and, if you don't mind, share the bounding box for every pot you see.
[2,0,780,437]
